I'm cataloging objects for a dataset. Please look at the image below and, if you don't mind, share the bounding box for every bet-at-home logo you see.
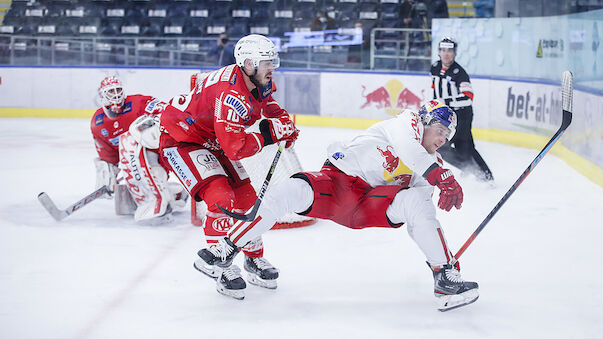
[505,87,562,126]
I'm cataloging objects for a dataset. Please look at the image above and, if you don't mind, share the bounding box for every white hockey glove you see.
[94,157,118,195]
[259,117,299,148]
[128,114,161,149]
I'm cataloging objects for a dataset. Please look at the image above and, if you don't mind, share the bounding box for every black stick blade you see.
[216,204,255,221]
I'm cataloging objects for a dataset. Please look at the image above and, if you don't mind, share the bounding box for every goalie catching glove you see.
[259,116,299,148]
[128,114,162,149]
[425,165,463,211]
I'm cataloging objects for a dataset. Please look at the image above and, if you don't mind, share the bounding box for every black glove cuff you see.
[422,163,440,180]
[259,119,275,145]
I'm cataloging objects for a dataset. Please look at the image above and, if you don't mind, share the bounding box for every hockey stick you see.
[38,185,111,221]
[451,71,574,265]
[216,142,285,221]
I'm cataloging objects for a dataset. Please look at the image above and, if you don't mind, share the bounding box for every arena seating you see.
[2,0,407,38]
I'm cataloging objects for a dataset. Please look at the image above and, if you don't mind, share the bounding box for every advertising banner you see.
[320,72,431,120]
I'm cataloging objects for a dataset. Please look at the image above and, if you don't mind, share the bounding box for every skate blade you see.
[216,284,245,300]
[193,259,221,279]
[247,273,277,289]
[436,289,479,312]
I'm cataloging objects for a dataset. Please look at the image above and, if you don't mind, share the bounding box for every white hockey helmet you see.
[99,76,125,118]
[439,36,457,52]
[234,34,280,70]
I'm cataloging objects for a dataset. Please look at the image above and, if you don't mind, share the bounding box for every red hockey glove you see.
[425,166,463,211]
[259,117,299,147]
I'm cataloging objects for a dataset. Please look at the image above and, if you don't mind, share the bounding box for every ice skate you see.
[216,265,246,300]
[244,256,279,289]
[430,263,479,312]
[194,237,240,279]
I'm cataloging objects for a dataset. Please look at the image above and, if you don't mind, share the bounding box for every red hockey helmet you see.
[99,76,125,118]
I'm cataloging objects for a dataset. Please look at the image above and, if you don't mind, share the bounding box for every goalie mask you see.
[419,101,457,141]
[99,76,126,118]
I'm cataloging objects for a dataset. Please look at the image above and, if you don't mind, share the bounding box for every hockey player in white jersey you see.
[200,100,479,311]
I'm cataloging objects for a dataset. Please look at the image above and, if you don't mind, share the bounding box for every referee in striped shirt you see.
[430,37,493,182]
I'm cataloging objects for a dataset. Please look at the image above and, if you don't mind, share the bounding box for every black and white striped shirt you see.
[430,60,474,111]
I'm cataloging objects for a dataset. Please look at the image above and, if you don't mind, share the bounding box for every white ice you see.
[1,118,602,339]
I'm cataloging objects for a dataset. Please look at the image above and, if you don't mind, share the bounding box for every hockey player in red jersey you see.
[157,34,299,296]
[202,101,480,311]
[91,76,187,223]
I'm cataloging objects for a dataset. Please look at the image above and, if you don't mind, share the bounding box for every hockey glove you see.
[129,114,161,149]
[94,158,118,196]
[259,117,299,148]
[425,166,463,211]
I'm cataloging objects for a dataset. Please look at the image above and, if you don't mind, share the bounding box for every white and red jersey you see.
[91,94,155,164]
[326,109,443,188]
[159,64,290,160]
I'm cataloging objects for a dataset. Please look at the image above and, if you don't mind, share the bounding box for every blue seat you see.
[99,19,122,36]
[252,1,271,19]
[78,17,101,35]
[270,21,292,37]
[208,1,232,20]
[167,2,190,18]
[228,20,249,37]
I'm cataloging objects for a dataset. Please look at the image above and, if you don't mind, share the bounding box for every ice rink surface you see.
[1,118,602,339]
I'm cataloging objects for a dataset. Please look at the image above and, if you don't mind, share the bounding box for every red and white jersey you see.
[159,64,290,160]
[326,109,443,188]
[91,94,155,164]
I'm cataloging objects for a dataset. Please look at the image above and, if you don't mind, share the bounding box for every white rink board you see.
[0,67,601,167]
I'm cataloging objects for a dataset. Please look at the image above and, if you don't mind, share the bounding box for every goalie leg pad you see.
[119,133,174,222]
[114,183,136,215]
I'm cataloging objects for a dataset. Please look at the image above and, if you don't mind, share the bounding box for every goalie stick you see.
[451,71,574,265]
[217,142,284,221]
[38,185,111,221]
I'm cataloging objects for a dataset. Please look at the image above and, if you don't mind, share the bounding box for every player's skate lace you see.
[222,265,242,280]
[250,257,273,270]
[444,267,463,283]
[209,238,236,261]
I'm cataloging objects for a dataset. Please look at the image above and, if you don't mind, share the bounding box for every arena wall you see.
[0,66,601,186]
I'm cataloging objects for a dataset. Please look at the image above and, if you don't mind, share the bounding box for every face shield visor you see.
[256,57,280,72]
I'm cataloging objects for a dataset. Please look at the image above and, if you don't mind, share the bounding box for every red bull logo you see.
[377,145,399,174]
[361,79,423,116]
